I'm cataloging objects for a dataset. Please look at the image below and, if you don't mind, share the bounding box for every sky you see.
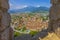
[9,0,50,10]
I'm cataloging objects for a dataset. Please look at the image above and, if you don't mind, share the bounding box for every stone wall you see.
[0,0,14,40]
[49,0,60,38]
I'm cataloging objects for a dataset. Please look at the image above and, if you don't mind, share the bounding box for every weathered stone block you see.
[50,5,60,20]
[51,0,60,5]
[0,11,11,32]
[51,0,58,4]
[0,0,9,11]
[0,27,14,40]
[1,27,10,40]
[0,11,2,26]
[50,0,60,38]
[53,19,60,38]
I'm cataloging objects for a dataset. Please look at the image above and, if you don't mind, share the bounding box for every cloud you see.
[36,5,40,7]
[10,3,12,6]
[10,5,28,10]
[15,5,28,9]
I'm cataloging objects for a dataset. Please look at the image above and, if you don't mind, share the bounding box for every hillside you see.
[40,33,60,40]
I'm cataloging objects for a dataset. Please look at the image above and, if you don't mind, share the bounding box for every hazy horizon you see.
[9,0,50,10]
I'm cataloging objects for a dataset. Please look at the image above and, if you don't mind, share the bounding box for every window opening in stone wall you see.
[9,0,60,40]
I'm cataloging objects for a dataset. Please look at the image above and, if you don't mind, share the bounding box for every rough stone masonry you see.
[0,0,14,40]
[49,0,60,38]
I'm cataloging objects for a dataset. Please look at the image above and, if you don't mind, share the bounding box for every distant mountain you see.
[9,6,49,13]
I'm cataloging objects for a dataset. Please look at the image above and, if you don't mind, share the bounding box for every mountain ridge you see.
[9,6,49,13]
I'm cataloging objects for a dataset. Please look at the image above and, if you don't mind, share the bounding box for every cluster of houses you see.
[11,14,49,31]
